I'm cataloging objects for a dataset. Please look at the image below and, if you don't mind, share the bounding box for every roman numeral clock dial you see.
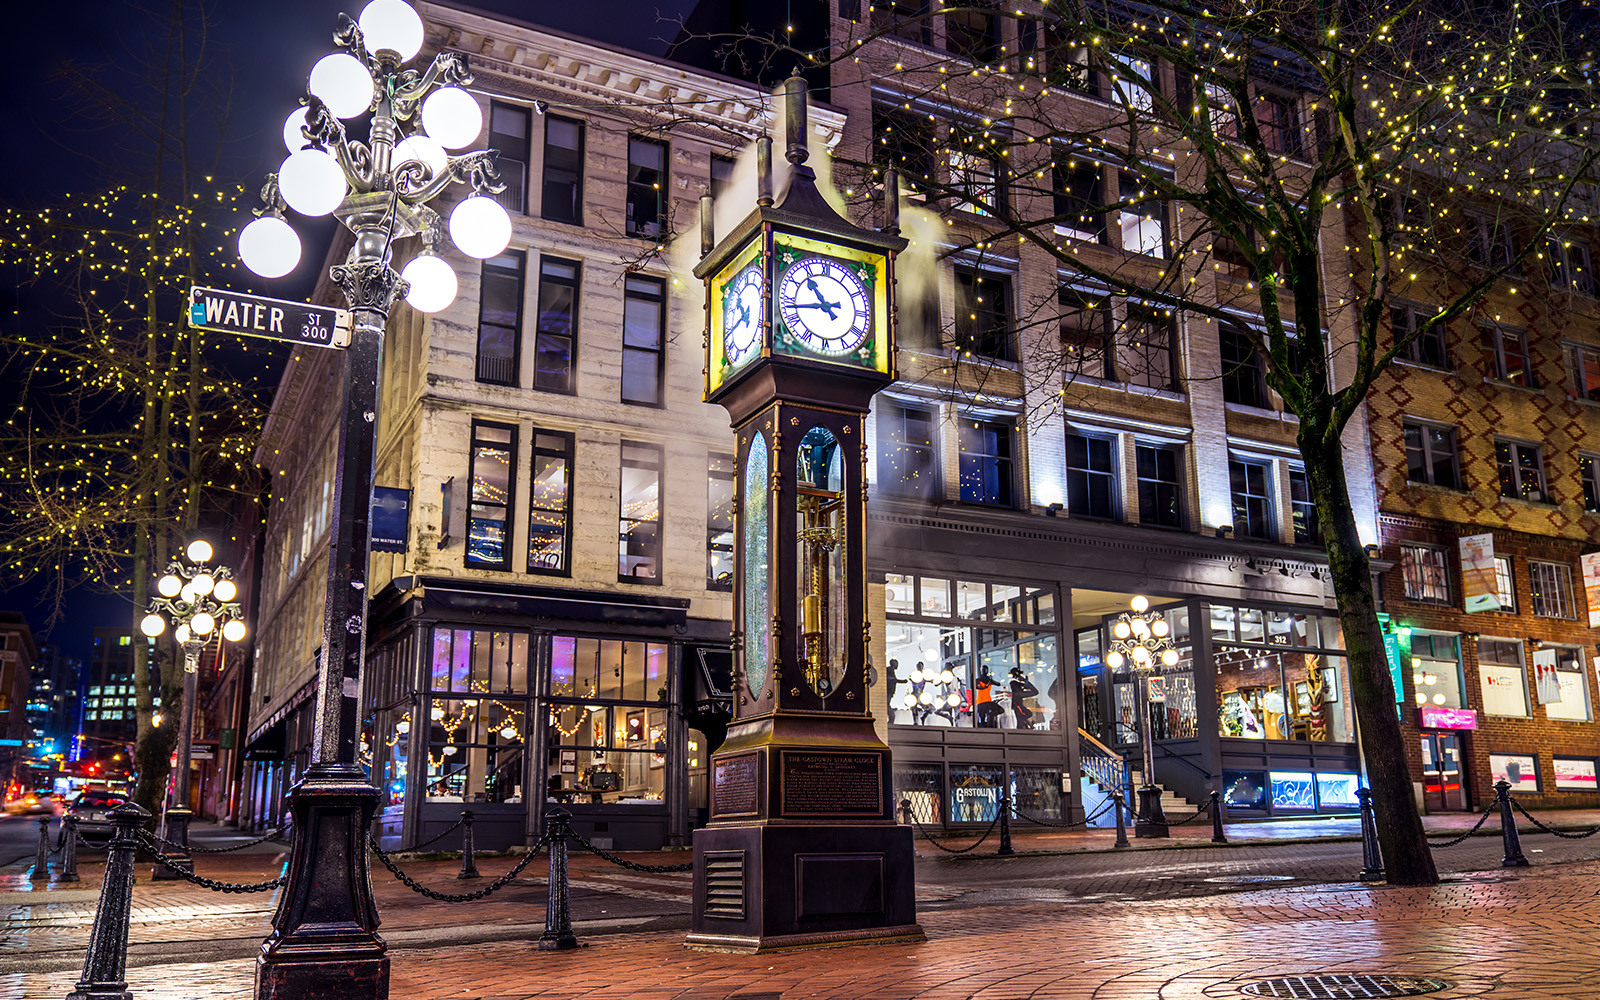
[777,256,871,357]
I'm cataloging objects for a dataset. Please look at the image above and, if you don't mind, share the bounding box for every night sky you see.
[0,0,700,660]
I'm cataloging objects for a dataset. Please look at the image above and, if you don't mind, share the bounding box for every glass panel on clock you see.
[743,435,771,700]
[796,425,847,698]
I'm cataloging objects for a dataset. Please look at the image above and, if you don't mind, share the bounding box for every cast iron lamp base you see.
[1134,785,1169,839]
[151,808,192,881]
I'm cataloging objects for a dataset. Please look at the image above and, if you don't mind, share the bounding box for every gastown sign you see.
[188,285,351,348]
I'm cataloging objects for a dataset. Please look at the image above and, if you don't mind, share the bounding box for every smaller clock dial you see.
[722,264,764,366]
[778,256,871,356]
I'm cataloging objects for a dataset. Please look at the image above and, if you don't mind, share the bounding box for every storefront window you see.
[1540,646,1591,721]
[544,635,670,805]
[429,628,530,695]
[948,763,1004,823]
[1409,633,1464,709]
[1009,765,1064,821]
[424,697,526,803]
[1216,647,1353,743]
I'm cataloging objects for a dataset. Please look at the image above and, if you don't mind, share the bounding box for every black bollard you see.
[457,809,481,880]
[1210,790,1228,844]
[64,800,150,1000]
[1357,787,1384,882]
[896,799,913,826]
[539,809,578,950]
[997,790,1014,856]
[57,815,81,883]
[31,815,51,882]
[1495,779,1530,868]
[152,807,193,881]
[1112,791,1129,849]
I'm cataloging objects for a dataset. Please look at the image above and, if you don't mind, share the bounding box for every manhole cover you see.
[1239,974,1452,998]
[1205,874,1296,884]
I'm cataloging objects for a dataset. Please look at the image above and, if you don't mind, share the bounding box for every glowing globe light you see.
[223,619,248,642]
[309,53,375,120]
[1113,620,1131,639]
[396,719,411,734]
[1131,595,1150,613]
[443,745,458,756]
[180,584,197,604]
[191,612,216,635]
[939,669,955,685]
[358,0,424,61]
[187,540,213,563]
[1106,650,1124,669]
[213,579,238,602]
[499,725,517,740]
[283,107,312,152]
[1161,648,1181,667]
[1131,645,1151,664]
[1432,692,1446,705]
[278,149,347,217]
[946,693,961,707]
[1152,619,1169,638]
[421,86,483,149]
[157,574,183,598]
[238,216,302,278]
[908,668,923,683]
[191,573,215,596]
[431,705,445,721]
[401,253,458,312]
[175,624,192,644]
[1415,692,1427,705]
[900,694,915,710]
[140,614,166,637]
[449,195,511,258]
[919,690,934,705]
[394,133,448,181]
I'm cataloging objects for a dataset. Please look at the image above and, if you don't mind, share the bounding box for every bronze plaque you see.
[779,750,883,816]
[713,752,760,817]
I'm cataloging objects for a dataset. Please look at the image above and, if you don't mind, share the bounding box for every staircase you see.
[1076,729,1203,825]
[1127,769,1203,819]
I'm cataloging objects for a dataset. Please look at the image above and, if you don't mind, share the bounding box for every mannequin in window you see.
[974,666,1003,728]
[1009,667,1039,729]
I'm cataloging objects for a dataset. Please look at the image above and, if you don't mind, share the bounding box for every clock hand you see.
[803,279,841,319]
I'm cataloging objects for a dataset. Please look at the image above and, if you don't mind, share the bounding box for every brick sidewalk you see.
[7,856,1600,998]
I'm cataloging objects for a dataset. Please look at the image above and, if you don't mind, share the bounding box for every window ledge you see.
[1496,495,1556,509]
[1225,401,1297,422]
[1392,358,1457,376]
[1403,481,1472,496]
[1567,394,1600,409]
[1482,376,1543,393]
[1120,382,1186,401]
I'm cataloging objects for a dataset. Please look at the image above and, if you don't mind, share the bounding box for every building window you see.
[1053,154,1106,244]
[1493,555,1516,612]
[541,115,584,225]
[1105,51,1153,112]
[873,106,937,192]
[1570,343,1600,401]
[1495,439,1547,502]
[1256,92,1301,156]
[709,154,736,200]
[626,136,667,239]
[899,278,941,351]
[1066,432,1117,520]
[1529,560,1575,619]
[1288,466,1318,544]
[1119,306,1177,390]
[1581,454,1600,512]
[1547,237,1596,295]
[958,418,1015,506]
[1117,170,1167,257]
[1229,458,1273,539]
[1204,81,1239,139]
[1409,633,1465,709]
[527,431,573,574]
[1391,302,1448,368]
[1478,639,1528,717]
[1220,323,1266,407]
[1541,646,1591,721]
[1136,444,1183,528]
[1399,545,1451,604]
[872,0,930,45]
[881,403,939,497]
[466,422,516,569]
[953,268,1013,361]
[1466,213,1513,270]
[621,276,666,406]
[533,257,579,393]
[488,101,529,214]
[1481,324,1534,386]
[707,454,734,591]
[1043,27,1093,93]
[475,252,523,386]
[1403,421,1460,488]
[618,442,662,582]
[1060,289,1113,379]
[945,4,999,63]
[948,124,1005,216]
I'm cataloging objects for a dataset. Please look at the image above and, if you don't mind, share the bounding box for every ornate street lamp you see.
[1105,595,1180,838]
[139,539,246,876]
[240,2,504,996]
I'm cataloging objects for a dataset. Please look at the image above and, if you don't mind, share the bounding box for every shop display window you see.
[423,697,526,803]
[1009,765,1064,822]
[1316,773,1360,808]
[429,628,530,695]
[1216,648,1353,742]
[1269,771,1317,809]
[1222,770,1267,809]
[948,763,1004,823]
[1539,646,1590,721]
[1409,633,1465,709]
[542,705,670,804]
[891,762,944,825]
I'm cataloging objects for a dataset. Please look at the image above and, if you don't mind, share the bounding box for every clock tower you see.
[686,75,922,953]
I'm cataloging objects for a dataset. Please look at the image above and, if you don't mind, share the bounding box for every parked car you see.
[4,789,63,816]
[67,790,128,847]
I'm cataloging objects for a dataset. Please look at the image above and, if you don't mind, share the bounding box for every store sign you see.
[371,486,411,553]
[1419,705,1477,730]
[1554,757,1598,791]
[1489,753,1539,793]
[1378,616,1406,715]
[1583,551,1600,627]
[1459,534,1499,612]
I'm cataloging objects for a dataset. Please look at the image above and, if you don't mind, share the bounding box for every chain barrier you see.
[144,825,288,855]
[1509,797,1600,840]
[912,813,1001,854]
[135,832,285,893]
[566,828,694,872]
[369,835,547,901]
[1426,801,1497,848]
[1132,797,1213,826]
[401,818,467,853]
[1008,795,1117,830]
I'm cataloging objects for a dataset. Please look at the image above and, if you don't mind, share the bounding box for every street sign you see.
[188,285,351,348]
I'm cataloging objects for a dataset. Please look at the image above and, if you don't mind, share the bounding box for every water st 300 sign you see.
[188,286,351,348]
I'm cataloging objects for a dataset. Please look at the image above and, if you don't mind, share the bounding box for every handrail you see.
[1077,727,1123,761]
[1076,728,1131,793]
[1153,740,1214,781]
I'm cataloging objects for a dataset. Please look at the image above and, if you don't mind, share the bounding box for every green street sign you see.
[188,285,350,348]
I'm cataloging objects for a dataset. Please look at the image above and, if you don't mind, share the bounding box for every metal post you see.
[58,815,81,883]
[31,815,50,881]
[157,648,201,881]
[896,799,913,826]
[1495,779,1530,868]
[1112,790,1129,849]
[1357,787,1384,881]
[64,801,150,1000]
[539,809,577,951]
[457,810,480,880]
[1133,675,1168,838]
[997,788,1014,856]
[1209,790,1228,844]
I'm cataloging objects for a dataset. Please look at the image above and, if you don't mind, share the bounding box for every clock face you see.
[722,264,763,366]
[777,255,871,356]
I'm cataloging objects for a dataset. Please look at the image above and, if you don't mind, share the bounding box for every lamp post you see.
[139,539,246,878]
[240,3,506,996]
[1105,596,1179,838]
